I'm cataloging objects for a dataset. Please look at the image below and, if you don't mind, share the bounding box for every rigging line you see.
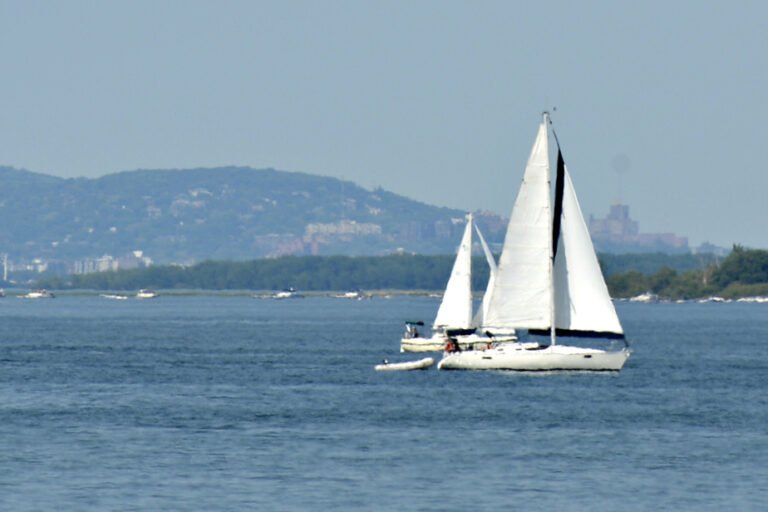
[551,128,561,151]
[547,109,562,152]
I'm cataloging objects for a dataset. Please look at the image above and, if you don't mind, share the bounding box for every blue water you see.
[1,295,767,511]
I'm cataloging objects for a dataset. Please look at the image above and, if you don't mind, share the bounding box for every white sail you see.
[433,214,474,330]
[472,224,497,328]
[483,121,552,331]
[553,165,623,336]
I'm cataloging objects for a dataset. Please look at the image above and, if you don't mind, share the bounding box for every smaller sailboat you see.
[400,213,515,352]
[438,113,630,371]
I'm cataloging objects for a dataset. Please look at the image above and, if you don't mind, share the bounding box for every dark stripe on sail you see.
[529,328,625,340]
[551,149,565,260]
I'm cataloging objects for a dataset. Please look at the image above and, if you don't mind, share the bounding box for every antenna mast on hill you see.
[611,154,630,202]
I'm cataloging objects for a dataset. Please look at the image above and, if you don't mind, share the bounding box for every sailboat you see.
[400,213,516,352]
[438,113,631,371]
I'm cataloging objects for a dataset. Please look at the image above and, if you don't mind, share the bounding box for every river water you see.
[0,295,766,510]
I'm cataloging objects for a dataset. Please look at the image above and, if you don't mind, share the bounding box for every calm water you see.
[0,295,766,511]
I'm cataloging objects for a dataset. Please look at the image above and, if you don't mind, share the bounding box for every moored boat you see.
[274,287,303,299]
[100,293,129,300]
[335,289,367,299]
[19,289,55,299]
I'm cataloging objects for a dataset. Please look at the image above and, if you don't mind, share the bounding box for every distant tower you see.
[611,154,631,202]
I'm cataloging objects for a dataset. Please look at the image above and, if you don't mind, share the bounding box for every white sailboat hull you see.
[437,343,631,371]
[400,332,518,353]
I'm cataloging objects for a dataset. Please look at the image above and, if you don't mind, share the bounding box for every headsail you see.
[483,120,552,331]
[471,224,497,328]
[433,214,474,330]
[551,152,624,338]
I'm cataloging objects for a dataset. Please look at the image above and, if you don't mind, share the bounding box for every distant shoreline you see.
[1,289,444,298]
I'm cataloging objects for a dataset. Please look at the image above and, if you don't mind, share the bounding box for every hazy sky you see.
[1,1,766,249]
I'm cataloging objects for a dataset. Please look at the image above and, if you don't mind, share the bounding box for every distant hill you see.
[0,165,509,264]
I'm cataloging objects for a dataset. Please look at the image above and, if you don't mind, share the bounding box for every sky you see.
[1,0,767,249]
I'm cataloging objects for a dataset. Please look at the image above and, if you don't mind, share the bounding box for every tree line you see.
[35,247,768,299]
[37,254,491,292]
[606,245,768,299]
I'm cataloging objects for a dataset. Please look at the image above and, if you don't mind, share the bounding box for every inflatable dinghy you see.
[375,357,435,371]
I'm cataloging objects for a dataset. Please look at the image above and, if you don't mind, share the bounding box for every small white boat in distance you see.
[737,296,768,303]
[698,296,731,303]
[19,289,55,299]
[136,289,158,299]
[274,287,303,299]
[629,292,657,303]
[100,293,129,300]
[335,289,369,300]
[375,357,435,371]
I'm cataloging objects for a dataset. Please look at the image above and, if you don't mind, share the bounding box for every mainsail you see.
[483,121,552,331]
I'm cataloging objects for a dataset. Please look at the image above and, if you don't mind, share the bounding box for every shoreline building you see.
[589,201,688,254]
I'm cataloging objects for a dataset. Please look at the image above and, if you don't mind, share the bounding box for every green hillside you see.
[0,166,507,263]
